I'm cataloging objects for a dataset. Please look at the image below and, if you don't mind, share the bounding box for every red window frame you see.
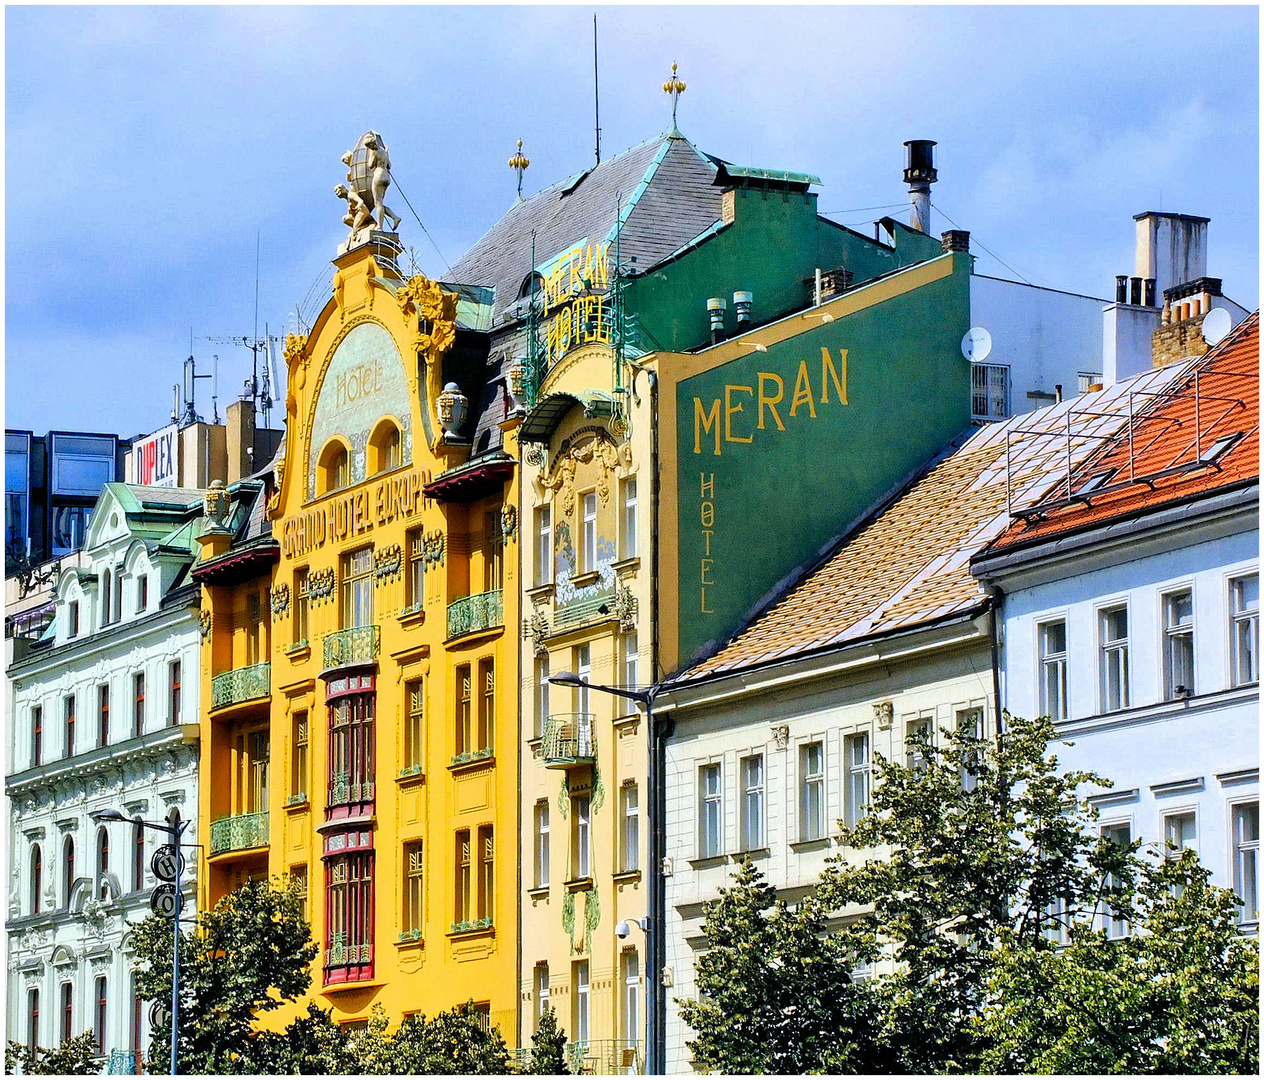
[322,832,374,986]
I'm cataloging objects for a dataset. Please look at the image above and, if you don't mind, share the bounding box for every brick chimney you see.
[226,399,255,484]
[1151,277,1223,367]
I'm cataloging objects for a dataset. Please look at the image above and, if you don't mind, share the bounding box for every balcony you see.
[323,625,380,670]
[566,1040,643,1075]
[210,662,270,710]
[446,589,503,639]
[107,1050,141,1075]
[324,933,374,968]
[209,811,269,855]
[327,771,376,807]
[542,713,596,769]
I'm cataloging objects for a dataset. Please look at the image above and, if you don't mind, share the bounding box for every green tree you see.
[132,876,318,1074]
[526,1005,569,1074]
[5,1033,101,1075]
[238,1004,355,1075]
[385,1002,510,1074]
[678,857,883,1073]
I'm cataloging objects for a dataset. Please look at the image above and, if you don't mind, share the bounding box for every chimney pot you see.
[1130,277,1143,306]
[903,139,938,233]
[1143,278,1156,307]
[707,297,727,344]
[1115,275,1129,304]
[733,291,753,330]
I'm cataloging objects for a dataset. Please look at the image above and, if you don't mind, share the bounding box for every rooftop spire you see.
[508,139,530,202]
[662,61,686,137]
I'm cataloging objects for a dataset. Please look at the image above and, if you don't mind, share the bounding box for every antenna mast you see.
[593,13,601,165]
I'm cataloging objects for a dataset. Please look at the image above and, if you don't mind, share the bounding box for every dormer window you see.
[68,600,79,638]
[101,569,112,625]
[137,575,148,614]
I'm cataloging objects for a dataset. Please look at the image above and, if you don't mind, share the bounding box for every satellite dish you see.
[1202,307,1231,346]
[962,327,993,363]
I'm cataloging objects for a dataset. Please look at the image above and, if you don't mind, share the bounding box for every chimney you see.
[707,297,727,344]
[226,399,255,485]
[941,230,970,253]
[1143,278,1156,307]
[1134,211,1210,304]
[1115,275,1129,304]
[732,291,753,333]
[1130,277,1143,306]
[903,140,938,233]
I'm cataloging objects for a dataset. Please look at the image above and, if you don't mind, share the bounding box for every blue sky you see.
[6,5,1258,438]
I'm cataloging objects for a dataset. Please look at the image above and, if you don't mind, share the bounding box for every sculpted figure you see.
[364,132,402,233]
[335,182,373,236]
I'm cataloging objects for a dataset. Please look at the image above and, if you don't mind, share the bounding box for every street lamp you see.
[549,670,665,1076]
[93,808,189,1076]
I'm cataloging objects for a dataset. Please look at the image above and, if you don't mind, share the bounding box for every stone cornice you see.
[8,603,199,680]
[6,724,199,798]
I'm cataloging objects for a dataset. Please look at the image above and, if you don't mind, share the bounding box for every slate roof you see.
[671,361,1193,685]
[446,133,722,324]
[986,311,1259,553]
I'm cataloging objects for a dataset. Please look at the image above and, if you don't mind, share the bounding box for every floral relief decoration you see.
[198,610,212,640]
[500,504,518,543]
[309,567,337,605]
[374,545,403,582]
[269,583,291,616]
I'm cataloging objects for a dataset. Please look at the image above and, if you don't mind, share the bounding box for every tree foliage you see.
[525,1005,569,1074]
[5,1033,101,1076]
[680,713,1260,1074]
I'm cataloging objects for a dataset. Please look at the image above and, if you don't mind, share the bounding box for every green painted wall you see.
[624,192,942,354]
[674,255,972,665]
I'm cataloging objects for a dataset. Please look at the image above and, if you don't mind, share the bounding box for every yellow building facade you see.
[195,229,521,1037]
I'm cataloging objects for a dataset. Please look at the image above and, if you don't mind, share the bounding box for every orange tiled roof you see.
[674,360,1194,685]
[989,311,1259,552]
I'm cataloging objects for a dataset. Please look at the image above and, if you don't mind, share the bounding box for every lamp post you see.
[550,670,664,1076]
[93,809,188,1076]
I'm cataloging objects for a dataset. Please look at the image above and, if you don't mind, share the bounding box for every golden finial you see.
[508,138,530,201]
[663,62,686,135]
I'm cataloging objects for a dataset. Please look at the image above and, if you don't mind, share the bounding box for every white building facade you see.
[6,483,205,1072]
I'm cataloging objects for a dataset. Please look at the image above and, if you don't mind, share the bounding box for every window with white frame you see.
[573,960,590,1045]
[622,949,641,1044]
[534,654,550,739]
[575,643,591,717]
[799,741,825,842]
[1038,620,1068,721]
[1231,575,1259,686]
[1099,605,1130,712]
[534,963,550,1029]
[958,708,984,793]
[1101,822,1132,938]
[1232,802,1258,925]
[1077,371,1103,394]
[1162,590,1195,699]
[698,763,722,858]
[622,630,639,693]
[971,363,1010,420]
[534,505,552,586]
[1043,894,1070,946]
[844,733,870,828]
[620,476,638,560]
[1164,810,1197,854]
[572,794,591,880]
[581,492,597,573]
[906,717,932,770]
[621,783,639,872]
[739,754,764,851]
[533,800,549,889]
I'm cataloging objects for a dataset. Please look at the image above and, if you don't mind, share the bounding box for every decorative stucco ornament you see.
[523,442,546,469]
[309,568,336,605]
[436,383,468,438]
[613,583,638,632]
[506,358,528,412]
[397,276,459,362]
[771,724,790,750]
[500,504,518,543]
[336,131,401,249]
[374,545,403,582]
[422,531,445,568]
[202,480,230,533]
[873,701,894,729]
[525,606,550,657]
[198,610,212,641]
[269,583,291,616]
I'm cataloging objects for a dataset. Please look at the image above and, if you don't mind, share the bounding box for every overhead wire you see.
[932,200,1035,287]
[392,177,452,274]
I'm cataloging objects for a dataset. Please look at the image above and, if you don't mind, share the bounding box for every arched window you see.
[133,819,145,892]
[63,836,75,908]
[318,440,351,496]
[518,271,544,300]
[368,420,402,475]
[101,569,112,625]
[96,827,109,900]
[30,845,42,915]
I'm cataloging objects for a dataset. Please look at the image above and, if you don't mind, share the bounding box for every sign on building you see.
[132,425,178,487]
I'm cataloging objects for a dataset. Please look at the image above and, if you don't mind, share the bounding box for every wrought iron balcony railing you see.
[209,811,269,855]
[447,589,503,638]
[327,771,376,806]
[324,932,374,967]
[542,713,596,768]
[323,625,380,669]
[107,1049,140,1075]
[210,662,270,710]
[566,1039,644,1075]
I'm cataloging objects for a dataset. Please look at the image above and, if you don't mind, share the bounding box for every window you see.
[534,654,550,739]
[64,694,75,758]
[319,440,351,495]
[247,591,265,665]
[96,827,110,900]
[576,644,591,716]
[249,730,270,812]
[971,363,1010,420]
[102,568,112,625]
[534,963,550,1029]
[97,684,110,747]
[478,658,495,753]
[581,492,597,572]
[133,672,145,737]
[1162,590,1195,698]
[534,505,553,586]
[478,825,494,922]
[61,982,73,1044]
[573,795,591,879]
[403,841,423,935]
[740,754,764,851]
[69,600,79,637]
[130,973,141,1058]
[455,665,472,756]
[341,548,374,629]
[290,864,308,923]
[455,830,472,923]
[27,989,39,1054]
[1233,802,1259,924]
[31,705,41,767]
[133,819,145,893]
[369,420,402,475]
[137,574,148,613]
[1231,575,1259,686]
[1101,823,1131,938]
[534,800,550,888]
[906,717,933,770]
[169,661,182,726]
[1038,620,1068,721]
[483,510,503,592]
[698,763,722,858]
[844,733,871,826]
[114,572,123,628]
[403,681,423,773]
[621,783,640,872]
[1099,605,1130,712]
[406,532,424,611]
[623,949,641,1042]
[958,708,984,792]
[328,694,374,806]
[62,836,75,908]
[294,568,310,645]
[30,845,41,914]
[291,710,309,800]
[325,849,373,980]
[1043,894,1070,946]
[574,961,590,1045]
[1164,811,1196,855]
[620,476,638,559]
[799,742,825,842]
[1078,372,1103,394]
[622,630,639,693]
